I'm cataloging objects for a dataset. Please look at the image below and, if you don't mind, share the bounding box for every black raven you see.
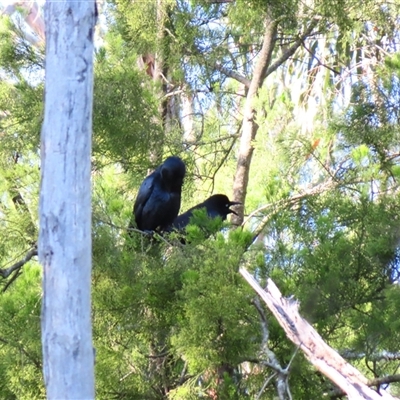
[132,156,186,231]
[170,194,241,231]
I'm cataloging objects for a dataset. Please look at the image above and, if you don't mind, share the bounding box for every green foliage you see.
[0,265,43,399]
[170,231,257,372]
[93,46,161,169]
[1,0,400,398]
[92,211,258,398]
[0,16,44,77]
[0,80,43,153]
[111,0,159,55]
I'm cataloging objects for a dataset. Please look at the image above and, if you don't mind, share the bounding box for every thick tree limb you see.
[0,247,38,279]
[231,18,320,226]
[239,268,395,400]
[232,14,278,226]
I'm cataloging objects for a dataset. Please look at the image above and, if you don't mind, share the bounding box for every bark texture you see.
[39,2,96,398]
[232,15,277,226]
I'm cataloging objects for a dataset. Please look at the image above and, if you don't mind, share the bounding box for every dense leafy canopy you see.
[1,0,400,398]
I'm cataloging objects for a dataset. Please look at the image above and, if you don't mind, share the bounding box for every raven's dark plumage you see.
[132,156,186,231]
[171,194,240,231]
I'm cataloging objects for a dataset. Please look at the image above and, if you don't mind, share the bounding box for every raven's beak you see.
[228,201,242,216]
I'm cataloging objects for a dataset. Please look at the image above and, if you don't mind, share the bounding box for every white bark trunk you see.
[39,1,96,399]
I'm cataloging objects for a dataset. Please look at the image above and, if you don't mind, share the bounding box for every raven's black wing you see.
[133,172,155,230]
[171,209,193,230]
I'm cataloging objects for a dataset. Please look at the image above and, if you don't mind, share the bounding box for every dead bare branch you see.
[251,297,297,399]
[240,268,395,400]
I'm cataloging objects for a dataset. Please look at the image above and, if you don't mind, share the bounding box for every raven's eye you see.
[225,204,229,208]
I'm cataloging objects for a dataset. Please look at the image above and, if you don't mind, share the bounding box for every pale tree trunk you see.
[181,88,196,144]
[232,14,277,226]
[39,1,96,399]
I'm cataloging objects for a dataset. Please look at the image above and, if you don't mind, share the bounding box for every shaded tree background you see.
[0,0,400,398]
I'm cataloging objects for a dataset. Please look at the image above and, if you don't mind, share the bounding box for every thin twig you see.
[0,336,42,369]
[301,39,340,75]
[209,127,239,193]
[285,346,300,372]
[245,178,337,239]
[266,20,318,77]
[94,218,184,247]
[256,372,277,400]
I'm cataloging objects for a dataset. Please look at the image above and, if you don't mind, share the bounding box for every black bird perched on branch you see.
[131,156,186,232]
[170,194,241,231]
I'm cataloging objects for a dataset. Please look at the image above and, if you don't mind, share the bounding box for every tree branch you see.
[0,246,38,279]
[215,62,251,88]
[0,336,42,370]
[251,297,297,399]
[240,268,395,400]
[2,269,23,292]
[341,350,400,362]
[244,177,337,239]
[301,38,341,75]
[232,13,278,226]
[266,20,318,78]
